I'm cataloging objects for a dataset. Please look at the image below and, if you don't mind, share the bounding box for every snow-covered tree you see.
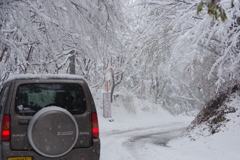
[1,0,239,115]
[0,0,130,88]
[119,0,240,114]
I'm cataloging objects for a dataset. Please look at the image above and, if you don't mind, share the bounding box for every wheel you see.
[27,106,79,158]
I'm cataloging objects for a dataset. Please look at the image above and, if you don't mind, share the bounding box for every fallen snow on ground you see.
[168,91,240,160]
[93,90,240,160]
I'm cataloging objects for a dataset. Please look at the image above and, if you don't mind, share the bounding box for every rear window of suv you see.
[15,83,86,116]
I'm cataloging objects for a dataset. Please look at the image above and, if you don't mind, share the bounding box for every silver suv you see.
[0,74,100,160]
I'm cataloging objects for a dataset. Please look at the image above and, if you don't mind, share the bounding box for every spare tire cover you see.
[27,106,79,158]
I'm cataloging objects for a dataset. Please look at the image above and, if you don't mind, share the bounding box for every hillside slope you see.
[169,85,240,159]
[185,85,240,138]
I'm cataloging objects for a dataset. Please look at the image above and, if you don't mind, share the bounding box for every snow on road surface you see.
[94,91,240,160]
[100,123,187,160]
[95,93,193,160]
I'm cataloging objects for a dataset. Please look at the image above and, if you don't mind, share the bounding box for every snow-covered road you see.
[95,92,239,160]
[127,128,185,147]
[100,123,187,160]
[95,94,194,160]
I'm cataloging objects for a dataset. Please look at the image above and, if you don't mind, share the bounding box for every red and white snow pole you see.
[103,67,114,118]
[104,66,114,92]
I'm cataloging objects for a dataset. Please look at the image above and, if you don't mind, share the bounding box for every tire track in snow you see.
[100,122,187,160]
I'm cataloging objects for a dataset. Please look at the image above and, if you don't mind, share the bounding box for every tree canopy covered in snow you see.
[1,0,239,115]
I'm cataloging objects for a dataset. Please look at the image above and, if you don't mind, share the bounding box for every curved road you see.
[127,128,185,147]
[100,123,187,160]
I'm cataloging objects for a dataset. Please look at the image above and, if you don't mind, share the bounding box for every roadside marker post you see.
[103,67,113,118]
[103,92,111,118]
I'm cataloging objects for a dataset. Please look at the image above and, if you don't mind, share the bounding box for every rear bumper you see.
[1,139,100,160]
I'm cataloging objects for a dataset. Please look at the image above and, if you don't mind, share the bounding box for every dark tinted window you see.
[15,83,86,116]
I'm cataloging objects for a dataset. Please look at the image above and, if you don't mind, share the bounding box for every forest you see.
[0,0,239,115]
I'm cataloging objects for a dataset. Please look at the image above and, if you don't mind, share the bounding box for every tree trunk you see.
[69,54,75,75]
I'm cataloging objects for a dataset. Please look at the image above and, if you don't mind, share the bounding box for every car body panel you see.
[0,74,100,160]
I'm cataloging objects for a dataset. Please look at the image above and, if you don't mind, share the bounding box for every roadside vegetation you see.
[0,0,239,115]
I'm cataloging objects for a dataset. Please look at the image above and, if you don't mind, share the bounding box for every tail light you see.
[91,113,99,138]
[1,115,11,140]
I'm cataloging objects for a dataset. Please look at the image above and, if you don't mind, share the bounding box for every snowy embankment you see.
[169,89,240,160]
[92,90,240,160]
